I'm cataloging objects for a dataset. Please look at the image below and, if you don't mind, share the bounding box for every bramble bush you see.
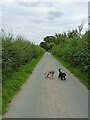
[40,30,89,76]
[1,32,45,113]
[2,34,45,81]
[51,32,89,74]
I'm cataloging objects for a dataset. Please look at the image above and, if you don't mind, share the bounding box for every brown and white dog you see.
[44,70,55,79]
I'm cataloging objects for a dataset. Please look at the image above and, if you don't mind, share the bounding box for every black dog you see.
[58,68,66,80]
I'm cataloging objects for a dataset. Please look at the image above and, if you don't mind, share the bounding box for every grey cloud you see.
[88,1,90,31]
[18,2,42,7]
[31,18,43,24]
[89,1,90,16]
[1,2,87,44]
[47,9,64,20]
[26,17,43,24]
[18,2,54,8]
[42,3,54,7]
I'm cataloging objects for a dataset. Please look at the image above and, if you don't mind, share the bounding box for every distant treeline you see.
[40,30,90,76]
[1,33,45,81]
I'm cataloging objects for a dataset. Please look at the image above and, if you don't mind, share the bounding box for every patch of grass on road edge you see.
[2,53,45,114]
[52,54,89,90]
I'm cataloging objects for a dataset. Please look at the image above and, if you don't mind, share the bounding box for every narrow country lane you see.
[3,53,88,118]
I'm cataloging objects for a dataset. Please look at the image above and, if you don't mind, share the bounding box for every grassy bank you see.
[0,84,2,115]
[2,53,45,114]
[52,54,89,90]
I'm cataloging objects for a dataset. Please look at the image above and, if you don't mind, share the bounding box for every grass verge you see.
[52,54,89,90]
[0,84,2,115]
[2,53,44,114]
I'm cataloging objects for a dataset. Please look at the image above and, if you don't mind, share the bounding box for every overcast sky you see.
[0,1,88,44]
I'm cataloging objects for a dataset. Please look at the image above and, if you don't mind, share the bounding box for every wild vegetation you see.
[1,31,45,113]
[0,87,1,115]
[2,34,45,81]
[40,30,90,89]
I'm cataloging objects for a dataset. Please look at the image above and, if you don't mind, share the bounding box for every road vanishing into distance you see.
[4,53,88,118]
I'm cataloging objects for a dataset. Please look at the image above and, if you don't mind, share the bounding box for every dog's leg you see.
[44,72,47,75]
[51,74,53,79]
[44,72,48,78]
[58,74,60,78]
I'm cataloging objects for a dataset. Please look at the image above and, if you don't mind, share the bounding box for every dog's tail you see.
[58,68,61,72]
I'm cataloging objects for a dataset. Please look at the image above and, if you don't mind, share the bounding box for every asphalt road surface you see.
[4,52,88,118]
